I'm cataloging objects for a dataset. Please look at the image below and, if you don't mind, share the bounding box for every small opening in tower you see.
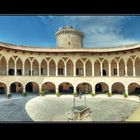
[68,42,70,45]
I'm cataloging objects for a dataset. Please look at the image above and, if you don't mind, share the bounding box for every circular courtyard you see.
[25,95,140,121]
[0,95,139,122]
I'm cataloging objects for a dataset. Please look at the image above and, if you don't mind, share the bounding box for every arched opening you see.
[42,82,56,94]
[128,83,140,95]
[0,56,7,75]
[8,57,15,75]
[0,82,7,94]
[102,59,108,76]
[76,59,84,76]
[58,82,74,94]
[135,57,140,76]
[76,82,92,94]
[25,82,39,93]
[94,60,100,76]
[67,59,73,76]
[32,59,39,75]
[112,82,125,94]
[95,82,109,93]
[41,59,47,75]
[10,82,23,93]
[58,60,64,76]
[49,59,56,76]
[86,60,92,76]
[25,59,31,76]
[127,58,133,76]
[111,59,117,76]
[16,58,22,75]
[119,59,125,76]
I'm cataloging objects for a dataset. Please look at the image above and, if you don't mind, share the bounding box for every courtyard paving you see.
[0,94,34,122]
[25,95,140,122]
[0,94,140,122]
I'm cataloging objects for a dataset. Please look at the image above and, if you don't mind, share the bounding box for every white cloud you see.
[37,16,139,48]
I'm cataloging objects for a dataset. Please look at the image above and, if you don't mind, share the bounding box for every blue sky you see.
[0,16,140,48]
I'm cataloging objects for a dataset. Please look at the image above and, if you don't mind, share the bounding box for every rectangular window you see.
[114,68,117,75]
[76,68,79,75]
[58,68,64,75]
[17,69,22,75]
[41,68,43,75]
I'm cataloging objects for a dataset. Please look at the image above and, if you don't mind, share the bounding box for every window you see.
[113,68,117,75]
[58,68,64,75]
[17,69,22,75]
[68,42,70,45]
[41,68,43,75]
[76,68,83,75]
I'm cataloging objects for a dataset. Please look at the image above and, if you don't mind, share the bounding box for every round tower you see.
[55,26,84,49]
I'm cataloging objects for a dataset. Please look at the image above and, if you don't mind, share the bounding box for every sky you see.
[0,15,140,48]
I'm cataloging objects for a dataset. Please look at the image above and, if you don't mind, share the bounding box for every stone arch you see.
[111,59,117,76]
[0,56,7,75]
[58,59,65,76]
[94,60,100,76]
[8,57,15,75]
[25,58,31,76]
[0,82,7,94]
[49,59,56,76]
[127,58,133,76]
[42,82,56,94]
[32,59,39,75]
[76,82,92,94]
[119,58,125,76]
[16,58,22,75]
[25,82,39,93]
[41,59,47,75]
[135,57,140,76]
[128,82,140,95]
[95,82,109,93]
[67,59,73,76]
[76,59,84,76]
[10,82,23,93]
[58,82,74,94]
[102,59,108,76]
[86,60,92,76]
[112,82,125,94]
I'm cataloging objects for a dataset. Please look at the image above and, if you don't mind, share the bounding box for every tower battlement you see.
[55,26,84,49]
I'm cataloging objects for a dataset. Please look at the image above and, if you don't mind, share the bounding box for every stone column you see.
[133,61,136,76]
[23,86,26,93]
[56,87,59,93]
[83,63,86,77]
[92,86,96,94]
[39,63,41,76]
[47,61,49,76]
[100,62,103,76]
[125,61,128,76]
[73,62,76,76]
[6,63,8,75]
[74,87,77,93]
[125,86,128,95]
[64,62,67,76]
[7,85,10,95]
[109,86,112,93]
[117,62,119,76]
[92,62,95,77]
[15,61,17,76]
[22,64,25,76]
[56,62,58,76]
[109,61,111,76]
[31,62,32,76]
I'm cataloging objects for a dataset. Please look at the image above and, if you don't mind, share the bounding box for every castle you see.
[0,26,140,95]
